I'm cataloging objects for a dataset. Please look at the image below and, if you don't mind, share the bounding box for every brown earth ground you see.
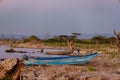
[22,53,120,80]
[0,42,120,80]
[17,44,120,80]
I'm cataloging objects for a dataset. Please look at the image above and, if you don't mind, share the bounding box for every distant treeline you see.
[0,34,116,44]
[22,35,116,44]
[46,36,116,44]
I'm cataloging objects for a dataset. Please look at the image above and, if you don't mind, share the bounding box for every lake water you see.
[0,45,66,60]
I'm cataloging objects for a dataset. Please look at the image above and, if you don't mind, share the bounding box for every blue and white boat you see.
[23,52,99,66]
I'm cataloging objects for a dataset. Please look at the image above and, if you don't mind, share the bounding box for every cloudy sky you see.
[0,0,120,35]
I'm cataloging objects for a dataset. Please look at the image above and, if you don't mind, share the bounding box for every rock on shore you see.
[0,58,23,80]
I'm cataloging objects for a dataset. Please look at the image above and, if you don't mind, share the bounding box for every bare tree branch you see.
[114,30,120,53]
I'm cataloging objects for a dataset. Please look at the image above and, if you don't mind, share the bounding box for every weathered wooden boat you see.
[23,52,99,66]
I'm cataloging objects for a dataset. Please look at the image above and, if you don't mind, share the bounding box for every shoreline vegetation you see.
[0,33,120,80]
[0,33,119,54]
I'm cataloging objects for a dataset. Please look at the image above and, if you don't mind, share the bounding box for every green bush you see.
[28,35,39,41]
[87,66,96,71]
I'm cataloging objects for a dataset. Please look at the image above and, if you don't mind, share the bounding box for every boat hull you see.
[23,52,98,66]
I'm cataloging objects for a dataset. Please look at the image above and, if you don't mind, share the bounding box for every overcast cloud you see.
[0,0,120,35]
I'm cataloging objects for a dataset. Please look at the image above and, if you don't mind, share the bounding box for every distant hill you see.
[0,33,115,40]
[0,34,28,40]
[80,33,115,39]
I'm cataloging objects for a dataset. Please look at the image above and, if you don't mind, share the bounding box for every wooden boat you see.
[23,52,99,66]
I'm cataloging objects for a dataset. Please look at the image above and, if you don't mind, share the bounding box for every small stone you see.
[115,69,120,74]
[88,76,106,80]
[25,72,36,80]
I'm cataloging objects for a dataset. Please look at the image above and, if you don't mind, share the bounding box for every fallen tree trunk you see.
[46,50,73,55]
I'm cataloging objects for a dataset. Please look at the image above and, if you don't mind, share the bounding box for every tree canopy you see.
[28,35,39,41]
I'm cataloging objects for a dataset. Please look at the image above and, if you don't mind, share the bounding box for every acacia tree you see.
[59,33,80,51]
[91,35,106,49]
[59,35,72,50]
[92,35,106,43]
[114,30,120,53]
[106,37,116,44]
[72,33,81,39]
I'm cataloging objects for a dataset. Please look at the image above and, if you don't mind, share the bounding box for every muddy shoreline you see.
[0,44,120,80]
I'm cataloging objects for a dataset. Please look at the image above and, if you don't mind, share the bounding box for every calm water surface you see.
[0,45,65,60]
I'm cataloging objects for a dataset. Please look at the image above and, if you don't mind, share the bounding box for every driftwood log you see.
[0,58,24,80]
[46,50,73,55]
